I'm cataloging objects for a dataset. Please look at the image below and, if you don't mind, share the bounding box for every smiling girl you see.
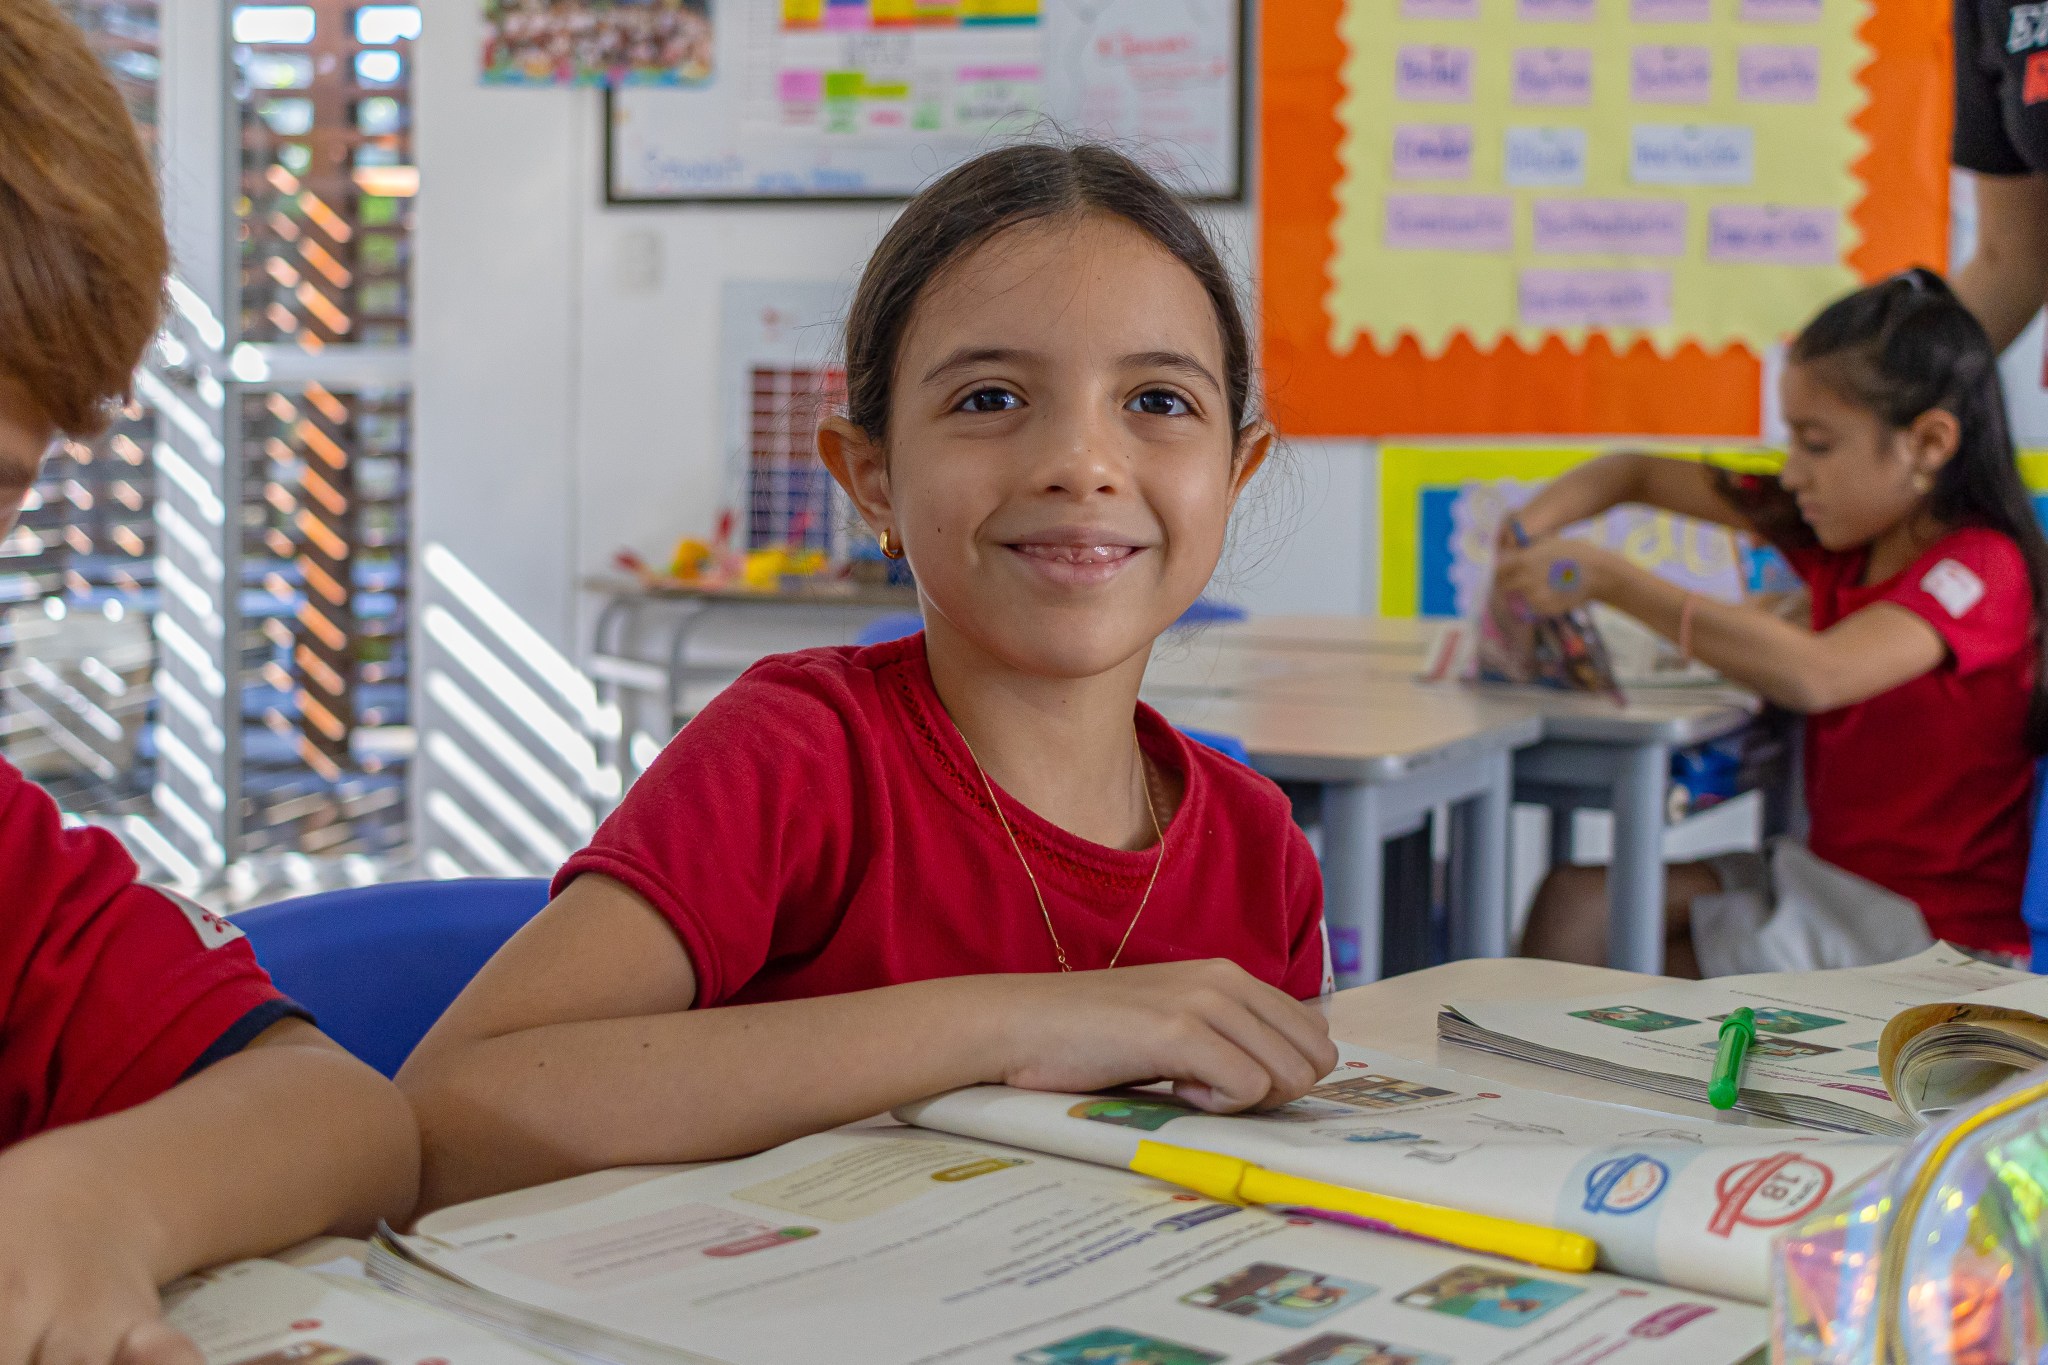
[398,145,1336,1210]
[1496,270,2047,977]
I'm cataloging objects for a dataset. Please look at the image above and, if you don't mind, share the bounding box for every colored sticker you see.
[1070,1096,1196,1130]
[1521,270,1674,327]
[1740,0,1822,20]
[1709,1007,1845,1035]
[1632,46,1714,104]
[1504,126,1588,187]
[1017,1329,1224,1365]
[1738,45,1821,102]
[1583,1154,1672,1214]
[1513,47,1593,105]
[1396,46,1473,101]
[1309,1074,1457,1107]
[1708,1153,1834,1236]
[1532,199,1687,255]
[1631,125,1755,185]
[1253,1336,1451,1365]
[1393,124,1475,180]
[1518,0,1595,19]
[1385,194,1515,251]
[1631,0,1710,19]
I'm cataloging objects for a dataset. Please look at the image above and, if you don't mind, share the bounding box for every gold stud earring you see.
[1912,472,1933,495]
[878,528,905,560]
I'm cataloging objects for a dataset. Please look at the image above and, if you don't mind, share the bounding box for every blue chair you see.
[2022,757,2048,972]
[1181,726,1250,765]
[235,878,551,1077]
[855,612,923,647]
[1175,596,1247,628]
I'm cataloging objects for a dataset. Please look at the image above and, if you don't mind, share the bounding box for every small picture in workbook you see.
[230,1345,385,1365]
[1068,1095,1196,1131]
[1181,1262,1377,1329]
[1711,1008,1845,1035]
[1697,1036,1841,1060]
[1308,1075,1455,1109]
[1396,1266,1584,1328]
[1253,1333,1452,1365]
[1847,1039,1883,1052]
[1848,1065,1884,1077]
[1016,1328,1224,1365]
[1570,1004,1700,1032]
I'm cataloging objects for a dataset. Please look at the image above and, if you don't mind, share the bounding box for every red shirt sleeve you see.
[551,659,859,1007]
[1,761,300,1142]
[1877,530,2035,676]
[1280,823,1327,1001]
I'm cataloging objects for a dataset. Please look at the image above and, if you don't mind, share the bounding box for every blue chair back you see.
[1175,597,1247,628]
[856,612,923,647]
[235,878,551,1076]
[2023,757,2048,972]
[1181,726,1250,765]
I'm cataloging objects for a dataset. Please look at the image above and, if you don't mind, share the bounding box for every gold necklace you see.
[951,722,1166,972]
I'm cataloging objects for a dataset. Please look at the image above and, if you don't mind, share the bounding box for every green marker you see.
[1709,1006,1756,1110]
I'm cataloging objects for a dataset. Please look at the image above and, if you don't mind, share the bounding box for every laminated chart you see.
[1260,1,1951,436]
[609,0,1242,200]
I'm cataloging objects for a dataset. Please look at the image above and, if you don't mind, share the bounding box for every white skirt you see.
[1689,839,1934,978]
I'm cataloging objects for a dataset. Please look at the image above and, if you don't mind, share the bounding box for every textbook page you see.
[165,1259,563,1365]
[393,1129,1764,1365]
[1441,945,2029,1137]
[897,1043,1897,1303]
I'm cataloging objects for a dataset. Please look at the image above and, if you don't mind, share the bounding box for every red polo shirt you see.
[1,757,301,1145]
[555,635,1326,1006]
[1794,527,2037,954]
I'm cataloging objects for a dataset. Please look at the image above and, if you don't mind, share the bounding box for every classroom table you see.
[1146,672,1542,987]
[408,957,1778,1246]
[1146,632,1762,978]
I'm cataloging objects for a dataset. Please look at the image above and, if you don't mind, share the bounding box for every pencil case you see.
[1771,1066,2048,1364]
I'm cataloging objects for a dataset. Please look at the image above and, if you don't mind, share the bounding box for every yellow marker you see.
[1131,1140,1598,1274]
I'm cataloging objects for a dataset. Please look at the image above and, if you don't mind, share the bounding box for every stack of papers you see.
[1439,945,2032,1136]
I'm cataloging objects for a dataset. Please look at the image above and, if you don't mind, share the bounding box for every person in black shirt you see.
[1955,1,2048,349]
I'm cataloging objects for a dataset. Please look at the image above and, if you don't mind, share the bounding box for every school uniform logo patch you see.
[1921,559,1986,619]
[161,888,246,949]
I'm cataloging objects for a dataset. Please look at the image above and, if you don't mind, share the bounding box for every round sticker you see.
[1708,1153,1833,1236]
[1583,1154,1671,1215]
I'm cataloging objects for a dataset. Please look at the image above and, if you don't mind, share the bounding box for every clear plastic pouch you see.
[1772,1067,2048,1364]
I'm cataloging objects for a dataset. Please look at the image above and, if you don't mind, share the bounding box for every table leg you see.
[1321,782,1384,988]
[1450,750,1512,959]
[1607,740,1670,973]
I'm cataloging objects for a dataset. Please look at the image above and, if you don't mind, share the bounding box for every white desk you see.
[1148,626,1763,977]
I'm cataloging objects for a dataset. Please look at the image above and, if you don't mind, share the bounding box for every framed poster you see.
[606,0,1245,203]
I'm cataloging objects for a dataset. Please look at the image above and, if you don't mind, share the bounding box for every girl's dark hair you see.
[1724,267,2048,749]
[843,143,1254,443]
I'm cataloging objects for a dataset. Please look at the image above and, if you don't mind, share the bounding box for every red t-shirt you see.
[1792,527,2037,954]
[554,635,1326,1005]
[1,756,302,1146]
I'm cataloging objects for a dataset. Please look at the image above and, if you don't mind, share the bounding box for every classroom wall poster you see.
[482,0,714,87]
[1380,447,2048,619]
[1262,1,1953,436]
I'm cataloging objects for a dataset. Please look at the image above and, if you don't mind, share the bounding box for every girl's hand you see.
[990,960,1339,1111]
[1493,538,1615,616]
[0,1147,200,1365]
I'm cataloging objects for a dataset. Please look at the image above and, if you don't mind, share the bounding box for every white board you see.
[607,0,1244,202]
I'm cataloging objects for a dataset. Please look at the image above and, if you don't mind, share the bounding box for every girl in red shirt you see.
[1497,270,2046,976]
[401,145,1337,1209]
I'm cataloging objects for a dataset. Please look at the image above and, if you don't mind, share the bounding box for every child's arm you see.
[0,1020,417,1364]
[1494,540,1945,712]
[1512,453,1762,541]
[398,874,1337,1212]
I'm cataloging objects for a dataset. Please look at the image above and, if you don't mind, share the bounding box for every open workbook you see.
[1439,945,2048,1135]
[372,1120,1773,1365]
[165,1258,566,1365]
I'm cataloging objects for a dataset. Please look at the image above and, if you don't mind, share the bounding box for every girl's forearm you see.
[1513,454,1649,539]
[0,1024,419,1284]
[404,975,1015,1213]
[1598,564,1828,710]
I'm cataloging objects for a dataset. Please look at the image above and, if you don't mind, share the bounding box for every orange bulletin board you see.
[1259,1,1955,438]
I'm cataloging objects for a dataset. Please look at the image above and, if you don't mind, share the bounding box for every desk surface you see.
[416,958,1777,1241]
